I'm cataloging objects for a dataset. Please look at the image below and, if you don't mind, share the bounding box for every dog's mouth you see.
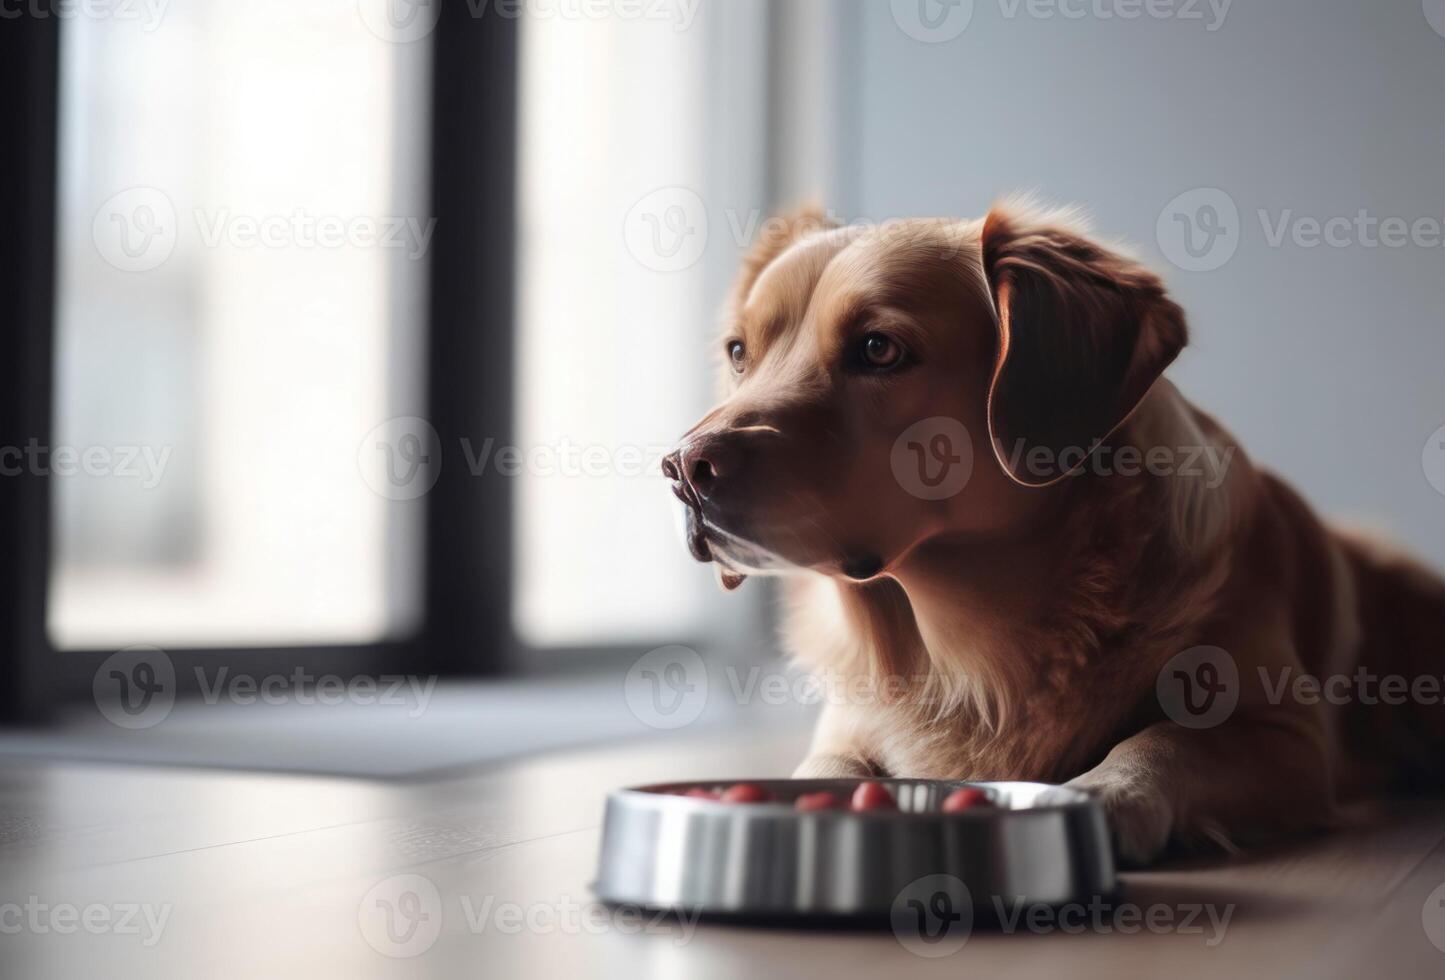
[669,479,888,588]
[668,481,775,591]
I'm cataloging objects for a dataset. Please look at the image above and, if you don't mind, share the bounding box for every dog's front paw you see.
[792,753,876,780]
[1067,769,1174,866]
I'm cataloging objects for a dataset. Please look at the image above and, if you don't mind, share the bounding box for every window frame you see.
[0,4,521,719]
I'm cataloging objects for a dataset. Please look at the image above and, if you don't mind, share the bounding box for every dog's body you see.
[663,202,1445,863]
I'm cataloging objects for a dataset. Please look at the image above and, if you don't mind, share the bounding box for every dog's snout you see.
[665,434,738,503]
[685,447,720,493]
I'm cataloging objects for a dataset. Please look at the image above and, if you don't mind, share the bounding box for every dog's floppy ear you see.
[980,202,1187,487]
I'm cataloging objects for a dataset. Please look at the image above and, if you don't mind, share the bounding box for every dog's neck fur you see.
[783,384,1245,768]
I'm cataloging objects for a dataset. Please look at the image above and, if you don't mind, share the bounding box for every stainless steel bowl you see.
[594,778,1115,918]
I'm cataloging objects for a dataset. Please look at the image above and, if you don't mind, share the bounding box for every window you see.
[512,2,771,649]
[49,0,431,649]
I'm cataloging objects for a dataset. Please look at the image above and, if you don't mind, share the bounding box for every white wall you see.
[828,0,1445,564]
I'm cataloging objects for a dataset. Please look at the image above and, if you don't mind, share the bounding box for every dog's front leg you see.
[1069,711,1331,865]
[792,703,879,779]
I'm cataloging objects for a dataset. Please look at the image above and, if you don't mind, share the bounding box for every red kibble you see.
[682,787,720,800]
[719,783,773,804]
[850,781,898,811]
[941,787,991,812]
[793,791,845,812]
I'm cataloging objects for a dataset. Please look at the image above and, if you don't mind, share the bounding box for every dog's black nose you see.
[665,436,734,503]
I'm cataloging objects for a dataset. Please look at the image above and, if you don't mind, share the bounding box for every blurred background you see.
[2,0,1444,772]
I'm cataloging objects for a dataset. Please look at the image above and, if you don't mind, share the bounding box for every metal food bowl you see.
[594,778,1115,919]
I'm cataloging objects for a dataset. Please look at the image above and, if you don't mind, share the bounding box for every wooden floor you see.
[2,722,1445,978]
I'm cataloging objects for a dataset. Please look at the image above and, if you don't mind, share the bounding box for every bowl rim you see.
[614,777,1098,818]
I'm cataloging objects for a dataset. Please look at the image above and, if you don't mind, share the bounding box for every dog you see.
[661,199,1445,864]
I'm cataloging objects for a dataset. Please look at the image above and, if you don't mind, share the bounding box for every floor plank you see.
[3,724,1444,978]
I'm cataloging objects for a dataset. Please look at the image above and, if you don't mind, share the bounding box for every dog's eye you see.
[860,333,904,370]
[727,340,746,372]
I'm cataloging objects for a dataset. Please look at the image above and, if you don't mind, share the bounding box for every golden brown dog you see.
[662,200,1445,864]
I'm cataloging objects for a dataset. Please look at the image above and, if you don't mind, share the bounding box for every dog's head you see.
[663,200,1187,589]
